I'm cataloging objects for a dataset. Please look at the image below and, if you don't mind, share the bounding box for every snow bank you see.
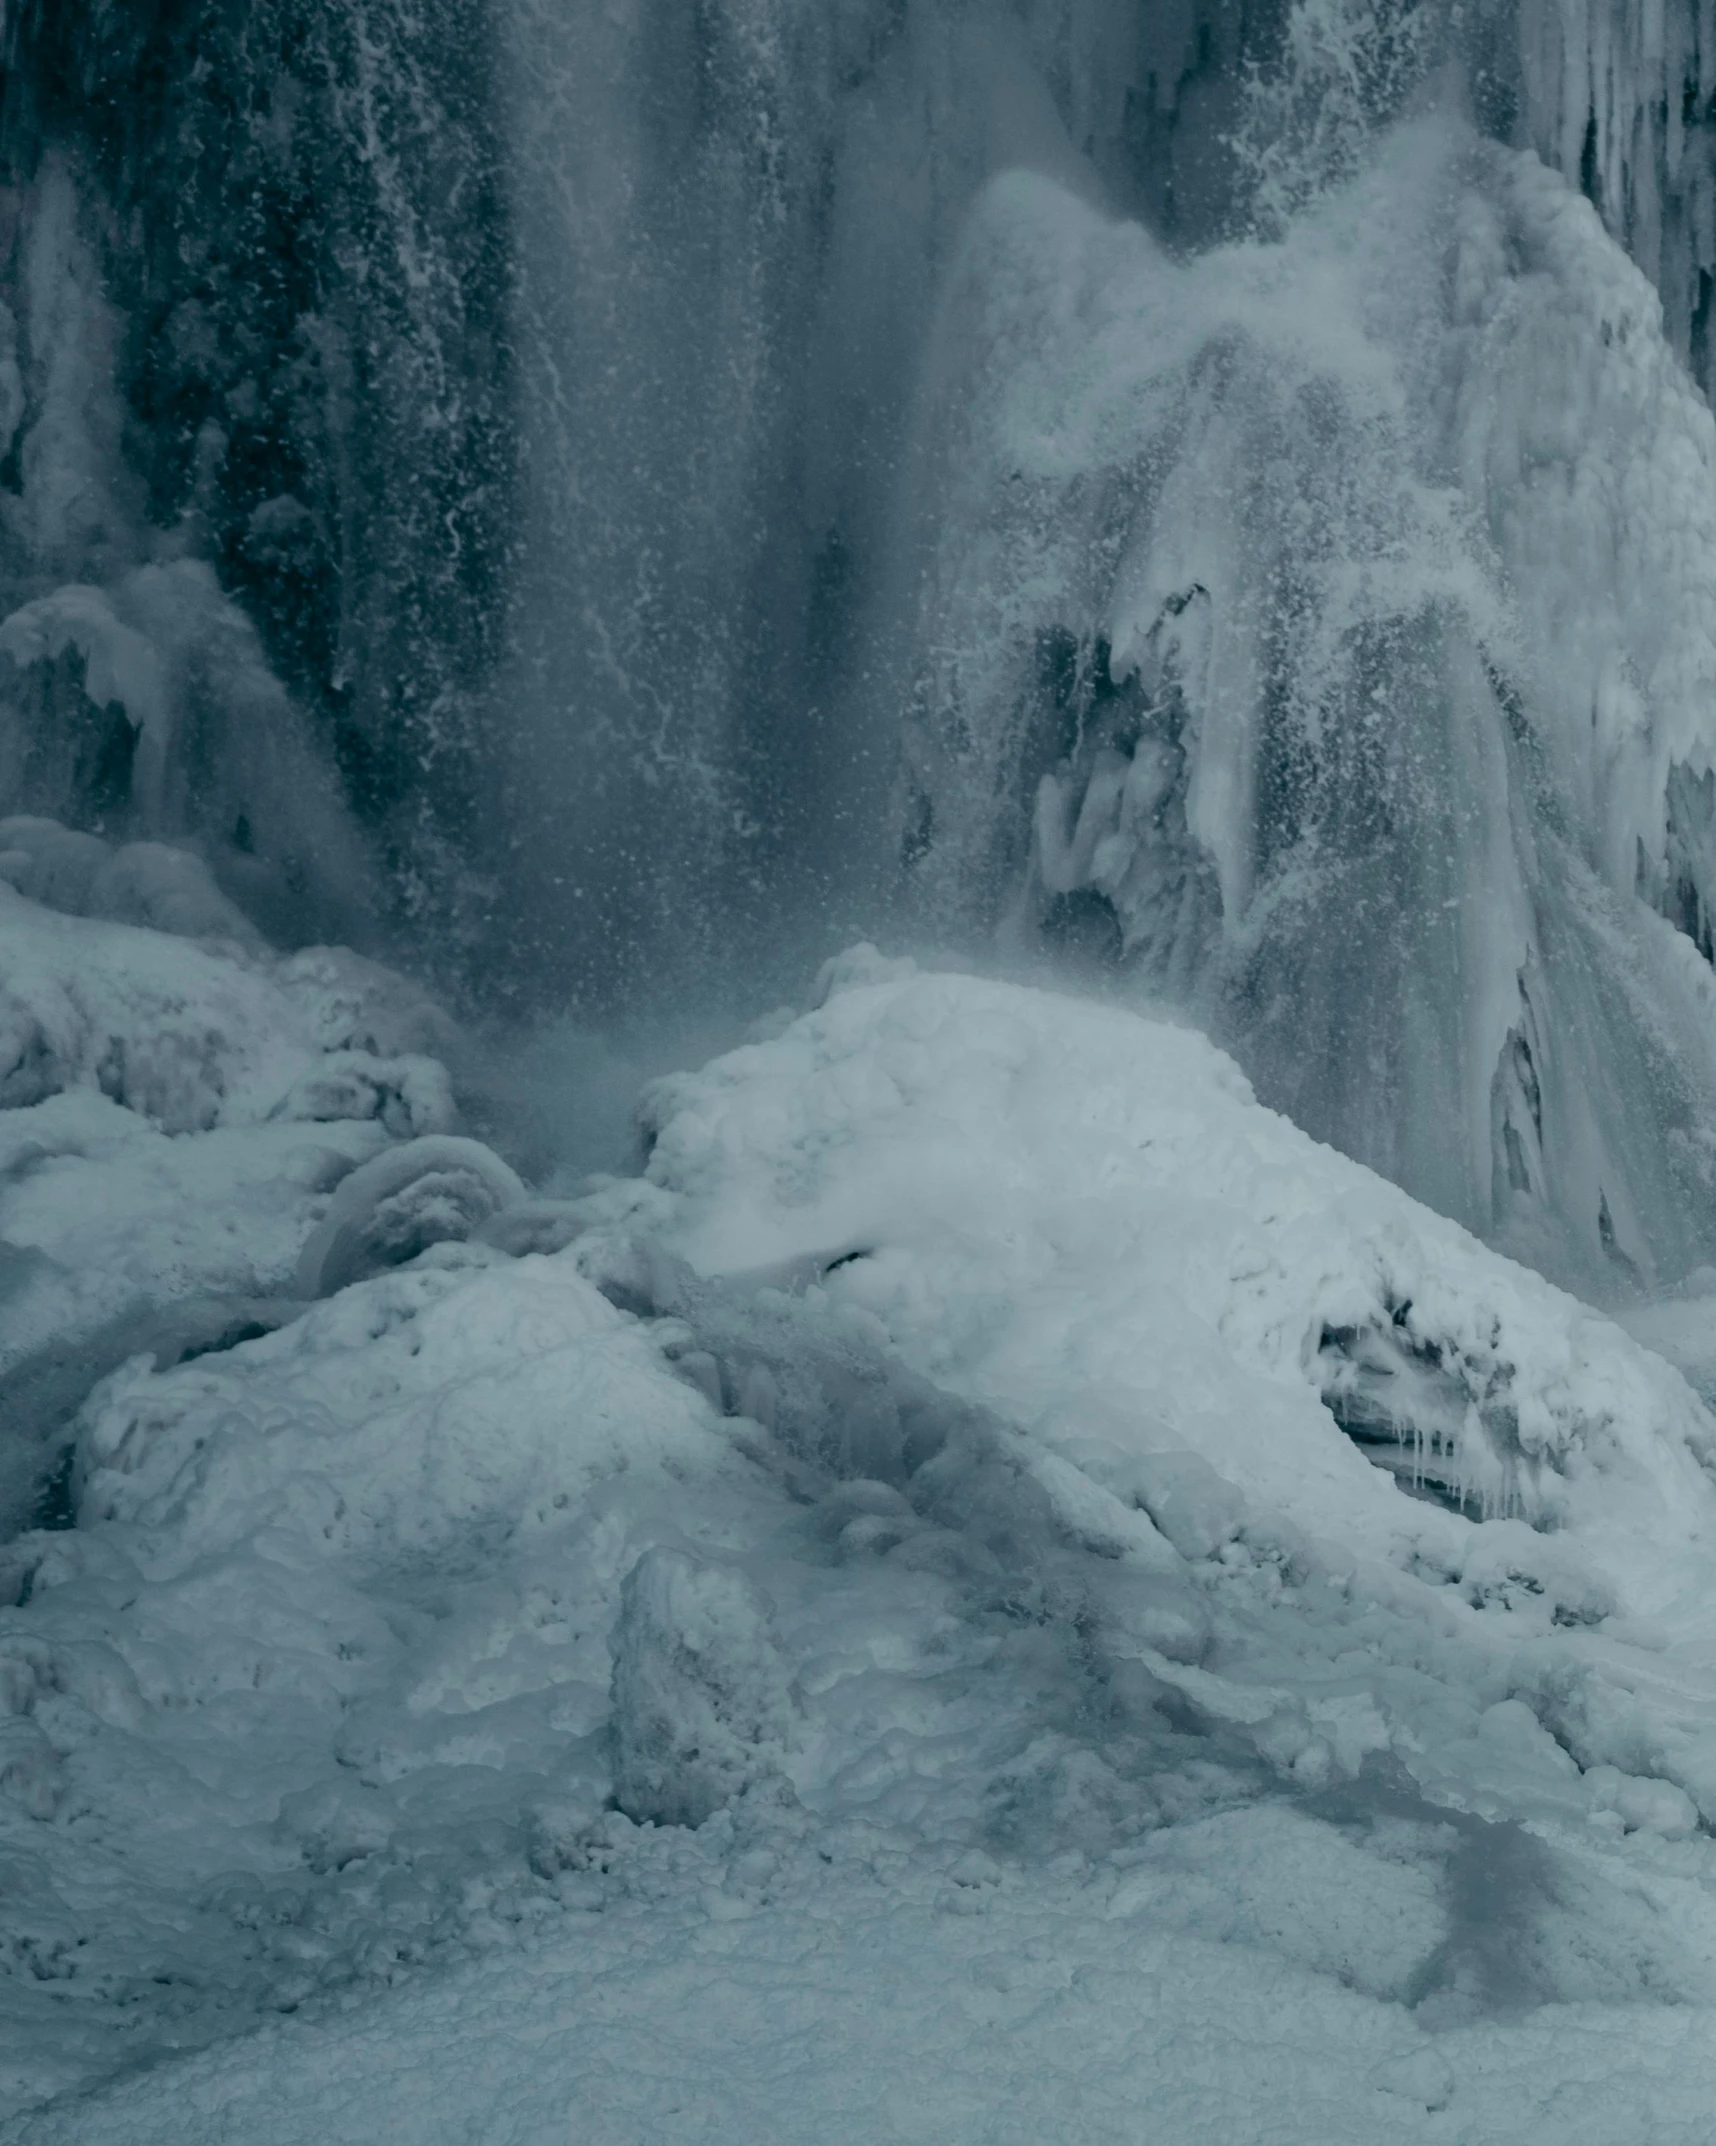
[22,1837,1716,2146]
[602,957,1716,1842]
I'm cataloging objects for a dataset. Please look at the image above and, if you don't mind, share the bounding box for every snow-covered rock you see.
[0,883,472,1530]
[628,956,1716,1606]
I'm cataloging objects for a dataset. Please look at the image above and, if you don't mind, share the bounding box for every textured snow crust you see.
[11,939,1716,2136]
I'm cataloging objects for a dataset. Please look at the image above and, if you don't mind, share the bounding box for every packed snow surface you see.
[7,911,1716,2138]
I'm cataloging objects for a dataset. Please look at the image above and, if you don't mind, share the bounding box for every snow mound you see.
[629,956,1716,1598]
[0,879,448,1132]
[0,885,470,1529]
[0,816,263,948]
[0,1253,764,2109]
[594,956,1716,1837]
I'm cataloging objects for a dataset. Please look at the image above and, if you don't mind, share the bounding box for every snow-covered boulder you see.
[626,955,1716,1615]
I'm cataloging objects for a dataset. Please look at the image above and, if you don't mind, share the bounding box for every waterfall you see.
[4,0,1716,1282]
[486,0,1257,990]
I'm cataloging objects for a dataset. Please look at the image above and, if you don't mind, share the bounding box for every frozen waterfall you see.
[5,0,1716,1282]
[887,116,1716,1289]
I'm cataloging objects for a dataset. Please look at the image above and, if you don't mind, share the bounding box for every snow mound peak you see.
[633,958,1716,1604]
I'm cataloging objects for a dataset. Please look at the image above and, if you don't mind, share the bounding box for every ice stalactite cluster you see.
[1517,0,1716,400]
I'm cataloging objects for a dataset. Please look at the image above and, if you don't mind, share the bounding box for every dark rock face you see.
[0,0,514,934]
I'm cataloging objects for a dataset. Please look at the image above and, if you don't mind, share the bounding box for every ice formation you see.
[0,147,372,948]
[885,109,1716,1286]
[1517,0,1716,401]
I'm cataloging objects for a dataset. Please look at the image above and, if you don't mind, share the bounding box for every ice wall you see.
[884,109,1716,1288]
